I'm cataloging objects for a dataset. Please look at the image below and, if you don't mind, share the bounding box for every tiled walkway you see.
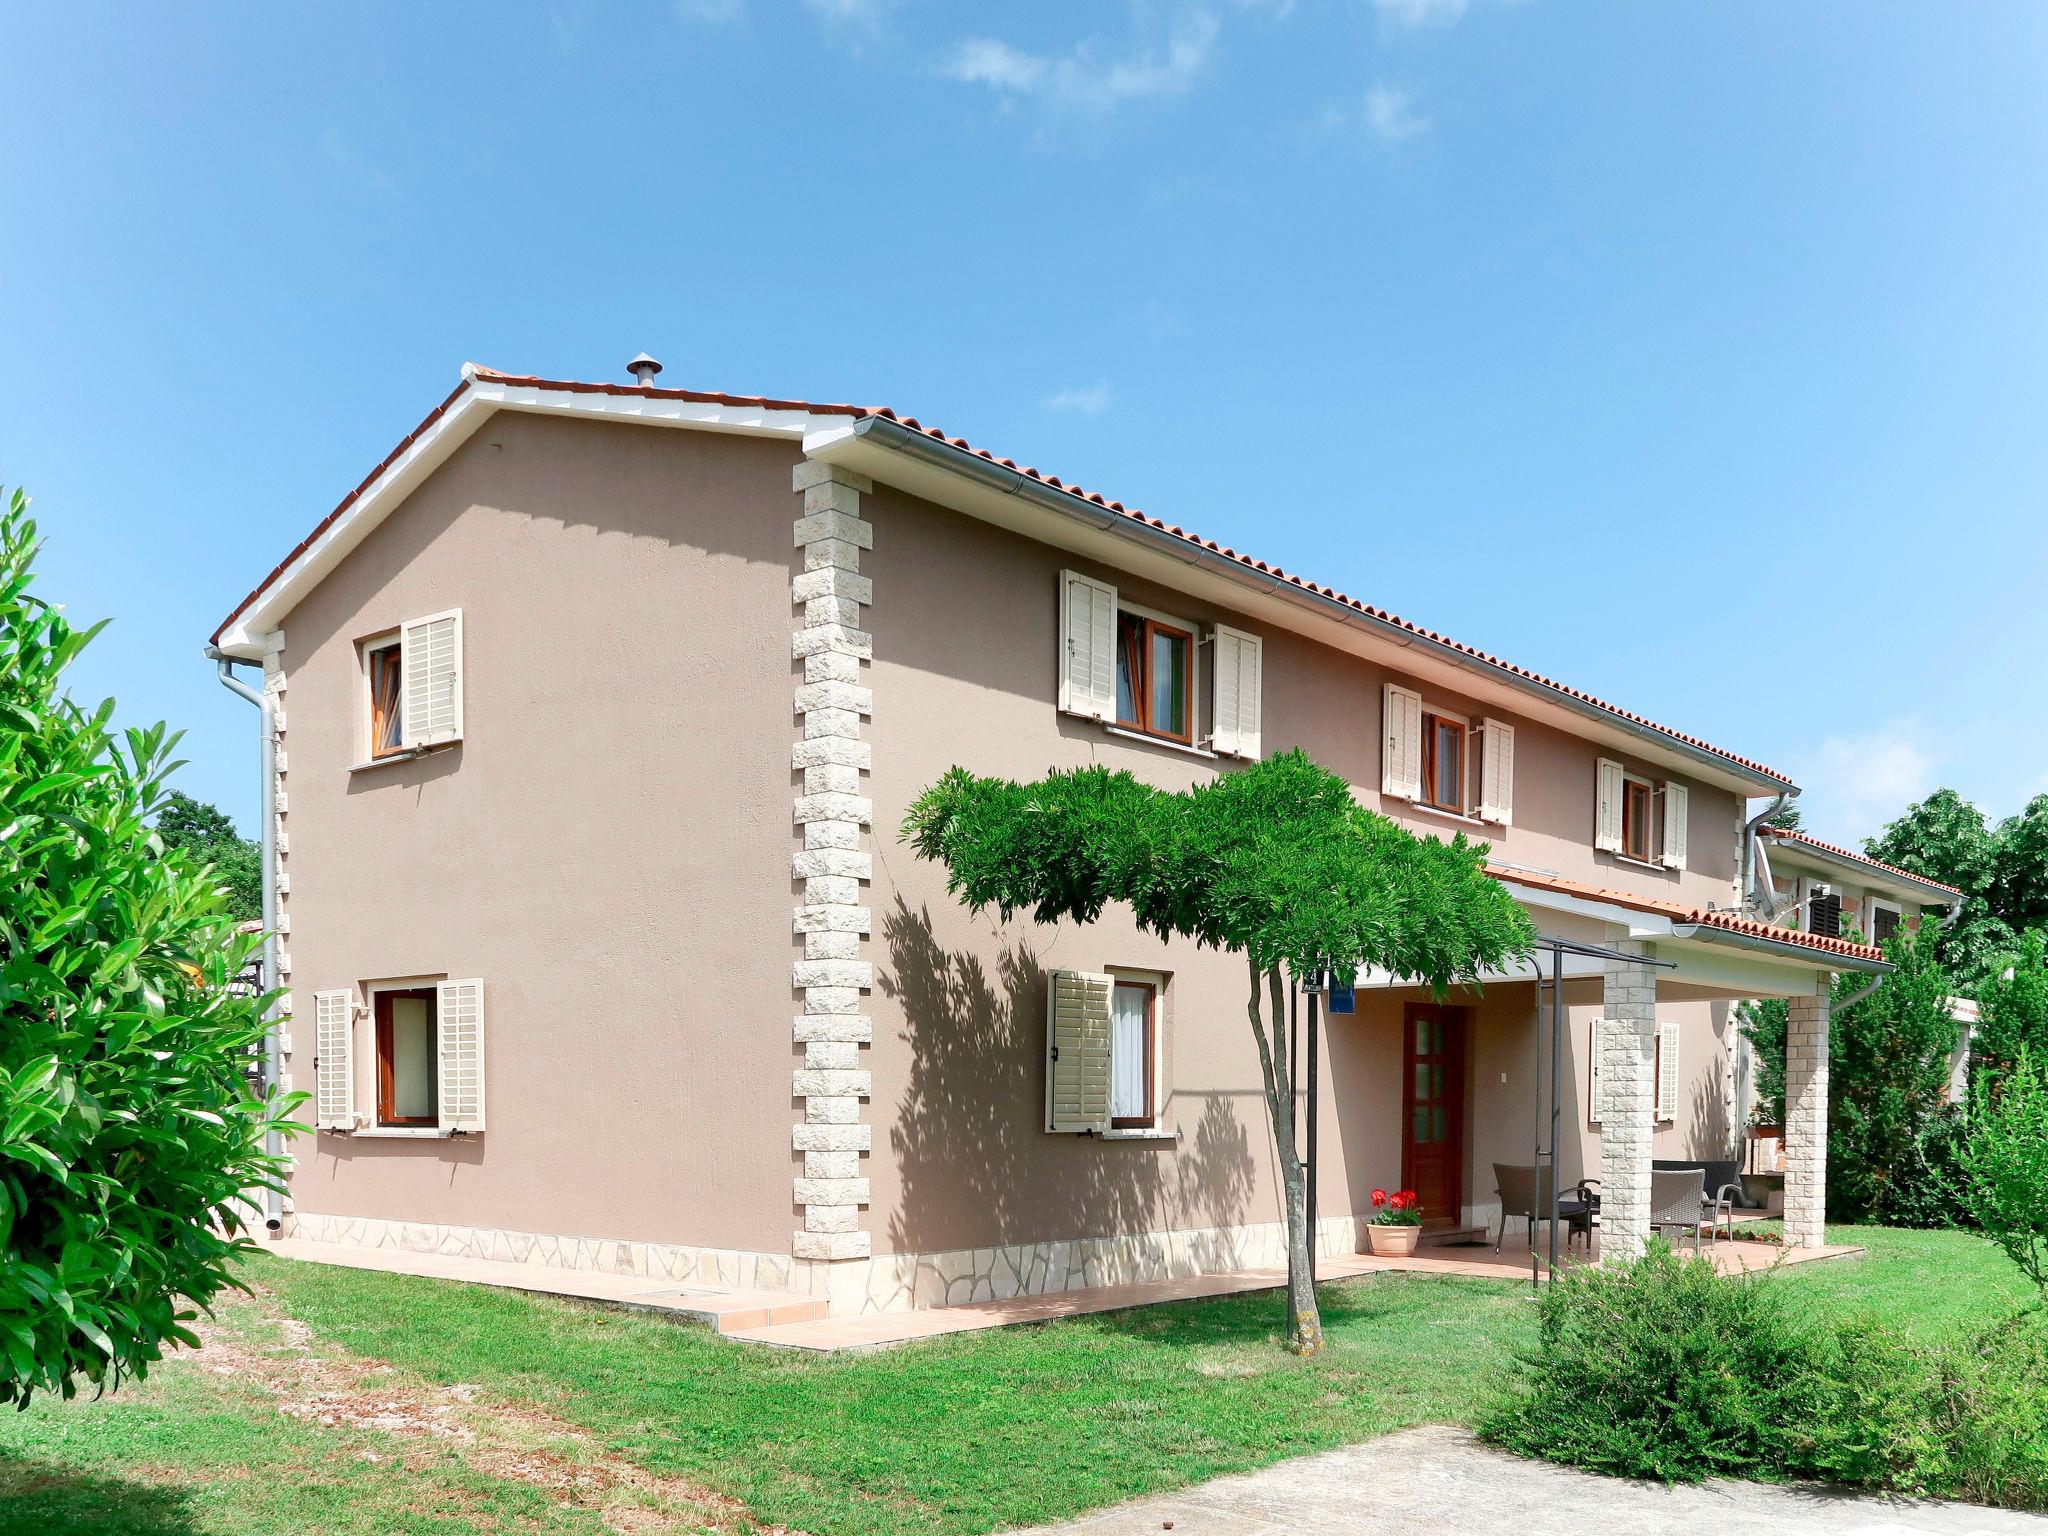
[264,1227,1861,1354]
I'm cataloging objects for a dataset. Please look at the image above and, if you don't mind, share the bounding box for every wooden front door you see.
[1401,1004,1468,1229]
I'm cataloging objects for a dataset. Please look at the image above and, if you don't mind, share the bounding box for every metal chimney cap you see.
[627,352,663,385]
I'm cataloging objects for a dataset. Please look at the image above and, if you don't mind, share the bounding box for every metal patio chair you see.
[1494,1162,1596,1254]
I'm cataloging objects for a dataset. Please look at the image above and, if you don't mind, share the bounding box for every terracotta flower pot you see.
[1366,1224,1420,1257]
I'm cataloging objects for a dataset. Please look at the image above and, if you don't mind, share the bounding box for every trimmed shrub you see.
[1480,1243,1832,1482]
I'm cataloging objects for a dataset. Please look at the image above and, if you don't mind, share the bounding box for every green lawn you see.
[0,1224,2026,1536]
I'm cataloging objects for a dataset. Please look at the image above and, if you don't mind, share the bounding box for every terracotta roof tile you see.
[1757,826,1964,897]
[1486,864,1887,964]
[210,367,1795,788]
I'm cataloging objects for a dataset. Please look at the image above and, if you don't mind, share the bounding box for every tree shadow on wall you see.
[879,898,1256,1256]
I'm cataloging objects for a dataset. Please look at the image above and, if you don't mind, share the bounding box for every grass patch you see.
[0,1222,2022,1534]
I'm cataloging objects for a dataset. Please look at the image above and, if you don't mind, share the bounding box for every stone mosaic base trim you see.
[284,1209,1375,1317]
[282,1211,816,1298]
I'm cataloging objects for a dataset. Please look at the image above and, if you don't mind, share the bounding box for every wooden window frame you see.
[1113,609,1197,746]
[362,632,404,760]
[1109,977,1160,1130]
[373,985,439,1129]
[1621,775,1655,862]
[1869,898,1904,948]
[1419,712,1469,815]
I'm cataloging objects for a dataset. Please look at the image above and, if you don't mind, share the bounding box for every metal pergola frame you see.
[1519,934,1676,1286]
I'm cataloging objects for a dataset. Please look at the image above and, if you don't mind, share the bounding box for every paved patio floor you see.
[1013,1425,2045,1536]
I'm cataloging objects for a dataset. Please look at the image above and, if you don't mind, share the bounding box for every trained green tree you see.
[1959,1048,2048,1299]
[903,750,1534,1354]
[0,487,299,1404]
[154,790,262,926]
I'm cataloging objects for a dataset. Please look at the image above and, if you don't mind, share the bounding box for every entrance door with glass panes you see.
[1400,1003,1467,1229]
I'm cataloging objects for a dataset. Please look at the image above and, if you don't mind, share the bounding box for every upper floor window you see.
[1420,712,1467,814]
[1383,683,1515,824]
[355,609,465,765]
[1059,570,1263,759]
[1115,610,1195,745]
[1595,758,1688,871]
[1871,900,1903,947]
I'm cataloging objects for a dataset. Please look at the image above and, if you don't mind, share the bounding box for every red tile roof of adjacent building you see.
[1756,825,1964,897]
[211,366,1794,787]
[1486,864,1888,965]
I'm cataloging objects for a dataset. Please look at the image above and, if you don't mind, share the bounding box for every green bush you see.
[1960,1050,2048,1297]
[0,487,300,1404]
[1480,1243,1832,1482]
[1482,1239,2048,1509]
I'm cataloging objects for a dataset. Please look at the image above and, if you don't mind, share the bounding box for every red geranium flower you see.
[1370,1188,1388,1208]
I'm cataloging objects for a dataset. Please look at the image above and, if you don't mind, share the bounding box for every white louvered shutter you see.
[1210,625,1263,759]
[1479,719,1515,824]
[314,990,355,1130]
[400,609,463,747]
[1045,969,1113,1134]
[1587,1017,1605,1127]
[1661,782,1690,871]
[1381,683,1422,800]
[1595,759,1625,852]
[1058,572,1117,723]
[437,978,486,1134]
[1656,1021,1682,1122]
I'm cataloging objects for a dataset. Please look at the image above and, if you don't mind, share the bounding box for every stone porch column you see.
[789,460,875,1263]
[1599,941,1657,1263]
[1782,980,1830,1249]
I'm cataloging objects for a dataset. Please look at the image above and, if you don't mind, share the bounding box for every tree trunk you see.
[1246,955,1323,1356]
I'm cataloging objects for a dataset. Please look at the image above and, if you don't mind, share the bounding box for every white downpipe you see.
[206,646,283,1231]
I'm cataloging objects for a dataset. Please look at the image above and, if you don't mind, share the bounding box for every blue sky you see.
[3,1,2044,847]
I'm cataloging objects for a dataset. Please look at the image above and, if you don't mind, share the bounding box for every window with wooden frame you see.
[1621,775,1655,862]
[374,986,439,1128]
[1108,978,1160,1129]
[1870,899,1903,948]
[1420,712,1468,814]
[1113,610,1194,745]
[364,634,404,759]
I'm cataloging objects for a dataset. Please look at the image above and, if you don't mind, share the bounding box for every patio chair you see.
[1649,1167,1708,1253]
[1653,1157,1745,1242]
[1493,1162,1596,1253]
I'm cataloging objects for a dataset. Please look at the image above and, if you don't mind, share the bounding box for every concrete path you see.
[1014,1426,2044,1536]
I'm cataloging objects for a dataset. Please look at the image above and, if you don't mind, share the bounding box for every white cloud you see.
[1790,719,1941,847]
[939,12,1220,116]
[1363,82,1430,141]
[1373,0,1468,26]
[1043,382,1112,414]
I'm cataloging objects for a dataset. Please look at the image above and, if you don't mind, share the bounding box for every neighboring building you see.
[206,360,1894,1315]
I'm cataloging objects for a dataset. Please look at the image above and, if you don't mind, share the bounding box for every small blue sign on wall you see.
[1327,982,1356,1015]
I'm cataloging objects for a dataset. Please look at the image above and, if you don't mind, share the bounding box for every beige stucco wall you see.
[856,476,1749,1255]
[276,413,799,1255]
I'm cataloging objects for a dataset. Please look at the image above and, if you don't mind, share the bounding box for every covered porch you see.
[1345,867,1890,1263]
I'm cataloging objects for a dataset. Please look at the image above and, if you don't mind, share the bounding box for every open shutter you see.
[314,990,355,1131]
[400,609,463,747]
[1381,683,1422,800]
[1595,758,1625,852]
[437,978,486,1134]
[1661,782,1689,870]
[1656,1021,1681,1122]
[1058,572,1117,723]
[1587,1017,1604,1127]
[1478,719,1515,823]
[1045,969,1112,1134]
[1210,625,1263,759]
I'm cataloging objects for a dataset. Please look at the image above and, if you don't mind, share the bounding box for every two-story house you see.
[204,358,1895,1317]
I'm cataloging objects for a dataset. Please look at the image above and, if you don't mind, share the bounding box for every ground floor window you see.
[375,986,438,1127]
[1109,978,1159,1128]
